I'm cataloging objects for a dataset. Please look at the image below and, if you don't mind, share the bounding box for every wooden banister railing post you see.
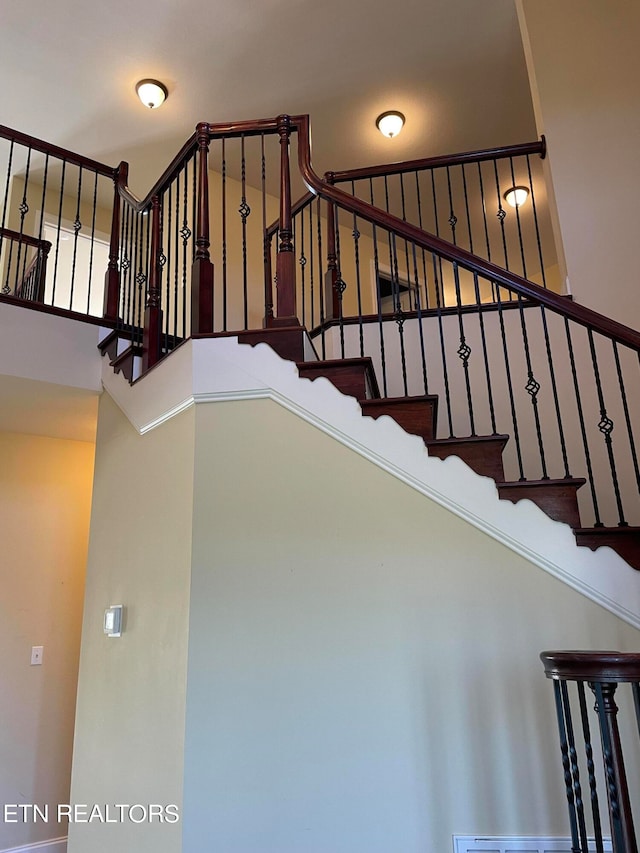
[142,195,163,372]
[104,161,128,322]
[191,122,214,335]
[324,180,340,321]
[274,114,299,326]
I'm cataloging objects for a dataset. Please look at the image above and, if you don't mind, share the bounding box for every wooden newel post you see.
[191,122,214,335]
[142,195,163,372]
[274,114,299,326]
[324,188,340,321]
[104,161,128,321]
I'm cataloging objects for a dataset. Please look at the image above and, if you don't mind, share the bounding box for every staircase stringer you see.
[102,333,640,630]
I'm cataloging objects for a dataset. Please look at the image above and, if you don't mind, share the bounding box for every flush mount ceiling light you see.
[504,186,529,208]
[135,79,168,110]
[376,111,405,139]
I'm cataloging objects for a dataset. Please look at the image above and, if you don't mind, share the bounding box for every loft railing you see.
[325,138,554,292]
[0,124,117,320]
[541,651,640,853]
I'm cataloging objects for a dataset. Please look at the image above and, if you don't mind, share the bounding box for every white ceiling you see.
[1,0,536,197]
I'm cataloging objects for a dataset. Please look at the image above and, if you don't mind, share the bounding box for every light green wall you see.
[182,397,640,853]
[0,431,94,850]
[68,394,194,853]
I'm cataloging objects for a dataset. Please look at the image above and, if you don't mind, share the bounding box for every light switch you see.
[103,605,123,637]
[31,646,44,666]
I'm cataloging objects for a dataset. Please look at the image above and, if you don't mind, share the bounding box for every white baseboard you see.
[0,837,67,853]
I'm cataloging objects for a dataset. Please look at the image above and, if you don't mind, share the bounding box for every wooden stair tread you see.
[497,478,586,528]
[297,357,380,400]
[574,527,640,571]
[426,434,509,482]
[361,396,438,441]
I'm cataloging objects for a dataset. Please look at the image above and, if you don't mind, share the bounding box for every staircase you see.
[4,113,640,573]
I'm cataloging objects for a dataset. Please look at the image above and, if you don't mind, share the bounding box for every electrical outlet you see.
[30,646,43,666]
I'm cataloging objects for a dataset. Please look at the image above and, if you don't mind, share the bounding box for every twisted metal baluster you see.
[577,682,605,853]
[560,681,590,853]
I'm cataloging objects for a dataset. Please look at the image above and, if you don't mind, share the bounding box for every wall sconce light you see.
[376,111,405,138]
[136,79,168,110]
[503,186,529,208]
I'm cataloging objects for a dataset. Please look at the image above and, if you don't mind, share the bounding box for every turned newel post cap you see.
[195,122,211,145]
[540,650,640,682]
[277,114,292,135]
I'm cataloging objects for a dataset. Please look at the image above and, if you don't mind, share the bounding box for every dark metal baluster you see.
[369,178,388,396]
[308,202,314,329]
[494,284,525,478]
[390,232,408,396]
[577,682,605,853]
[3,238,14,294]
[493,160,510,273]
[316,197,326,359]
[299,209,307,327]
[119,203,130,328]
[471,272,497,434]
[414,171,430,309]
[446,165,457,246]
[410,237,429,394]
[334,206,346,358]
[552,680,582,853]
[461,164,473,255]
[526,154,547,289]
[14,147,32,294]
[592,681,638,853]
[351,184,364,358]
[261,133,269,329]
[36,154,50,303]
[477,162,495,299]
[164,184,172,353]
[181,161,190,339]
[509,156,527,278]
[51,159,66,305]
[517,297,548,478]
[69,165,83,310]
[431,250,454,436]
[612,342,640,494]
[430,170,448,307]
[0,140,14,254]
[173,173,180,342]
[86,171,98,313]
[565,321,601,525]
[540,306,571,478]
[560,681,590,853]
[239,134,250,329]
[588,329,626,525]
[136,212,146,344]
[222,137,228,331]
[453,262,475,435]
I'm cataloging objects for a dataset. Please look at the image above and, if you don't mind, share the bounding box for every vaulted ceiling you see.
[2,0,536,196]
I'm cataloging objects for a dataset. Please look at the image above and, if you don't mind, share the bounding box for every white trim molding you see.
[453,836,611,853]
[0,837,67,853]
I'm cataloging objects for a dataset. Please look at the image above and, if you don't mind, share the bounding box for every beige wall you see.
[68,394,194,853]
[0,431,94,849]
[182,398,640,853]
[517,0,640,327]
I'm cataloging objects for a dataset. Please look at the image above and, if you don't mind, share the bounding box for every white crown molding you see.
[102,335,640,630]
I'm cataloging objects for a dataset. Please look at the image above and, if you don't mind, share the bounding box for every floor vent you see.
[453,836,612,853]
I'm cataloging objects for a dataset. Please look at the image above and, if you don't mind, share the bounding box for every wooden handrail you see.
[326,138,546,183]
[0,227,51,251]
[541,651,640,683]
[0,124,116,177]
[292,115,640,352]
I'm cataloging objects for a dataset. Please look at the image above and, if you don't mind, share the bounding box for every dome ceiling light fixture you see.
[376,111,405,139]
[504,186,529,208]
[135,79,168,110]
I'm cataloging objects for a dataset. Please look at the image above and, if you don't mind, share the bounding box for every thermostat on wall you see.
[103,605,123,637]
